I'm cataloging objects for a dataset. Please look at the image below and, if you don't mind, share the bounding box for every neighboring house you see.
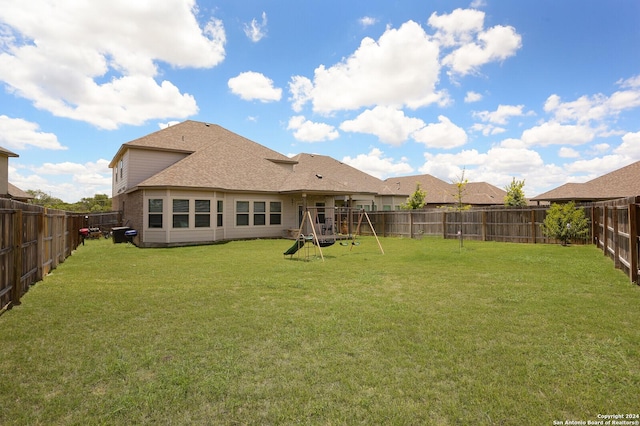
[0,147,32,202]
[531,160,640,204]
[378,174,508,210]
[110,120,508,247]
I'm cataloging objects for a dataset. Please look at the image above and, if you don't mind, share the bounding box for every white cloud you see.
[359,16,378,28]
[412,115,468,149]
[417,143,563,198]
[0,0,226,129]
[558,147,580,158]
[228,71,282,102]
[564,155,631,176]
[614,131,640,159]
[470,0,487,8]
[288,76,313,113]
[435,8,522,77]
[294,21,444,114]
[0,115,67,150]
[244,12,267,42]
[287,116,339,142]
[419,149,485,182]
[484,146,543,173]
[339,106,425,146]
[617,74,640,89]
[289,11,521,113]
[159,121,181,129]
[464,91,483,103]
[591,143,610,154]
[544,87,640,125]
[10,158,111,202]
[428,8,485,47]
[521,122,595,146]
[473,104,526,125]
[470,123,506,136]
[342,148,413,179]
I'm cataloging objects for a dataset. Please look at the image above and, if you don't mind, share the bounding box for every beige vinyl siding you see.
[127,149,189,188]
[112,152,128,196]
[141,190,291,245]
[0,155,9,195]
[227,194,290,240]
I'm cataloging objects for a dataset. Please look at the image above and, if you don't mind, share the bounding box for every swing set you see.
[283,206,384,261]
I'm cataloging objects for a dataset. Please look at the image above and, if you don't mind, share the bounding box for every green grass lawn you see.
[1,237,639,425]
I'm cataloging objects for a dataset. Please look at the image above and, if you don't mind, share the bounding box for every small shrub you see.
[542,201,590,245]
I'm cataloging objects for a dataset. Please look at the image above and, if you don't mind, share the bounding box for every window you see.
[148,199,163,228]
[316,202,325,223]
[254,202,266,226]
[119,159,123,180]
[173,199,189,228]
[236,201,249,226]
[195,200,211,228]
[270,202,282,225]
[114,167,118,183]
[217,200,223,227]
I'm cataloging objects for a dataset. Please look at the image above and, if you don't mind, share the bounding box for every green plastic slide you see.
[283,238,305,255]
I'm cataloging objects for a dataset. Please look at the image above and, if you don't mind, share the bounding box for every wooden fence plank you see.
[629,203,638,284]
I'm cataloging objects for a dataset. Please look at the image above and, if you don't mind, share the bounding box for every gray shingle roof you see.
[380,174,507,205]
[282,153,382,194]
[124,121,382,194]
[532,160,640,201]
[114,120,508,202]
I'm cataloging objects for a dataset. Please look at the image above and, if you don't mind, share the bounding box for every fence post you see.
[530,209,536,244]
[629,203,638,284]
[442,211,446,239]
[602,206,608,257]
[11,209,23,305]
[409,211,413,239]
[482,211,487,241]
[613,207,620,269]
[37,210,44,282]
[381,212,386,238]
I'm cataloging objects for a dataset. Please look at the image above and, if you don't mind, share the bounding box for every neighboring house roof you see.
[7,183,33,201]
[532,160,640,202]
[380,174,507,205]
[464,182,508,205]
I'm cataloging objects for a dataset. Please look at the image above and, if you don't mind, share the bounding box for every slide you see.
[283,238,305,256]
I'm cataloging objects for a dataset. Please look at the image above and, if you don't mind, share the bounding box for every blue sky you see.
[0,0,639,202]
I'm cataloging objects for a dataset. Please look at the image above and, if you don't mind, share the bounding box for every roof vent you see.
[316,174,323,179]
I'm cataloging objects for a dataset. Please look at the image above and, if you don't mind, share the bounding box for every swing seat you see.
[317,240,335,247]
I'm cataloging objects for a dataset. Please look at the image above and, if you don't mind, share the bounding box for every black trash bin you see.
[112,226,130,244]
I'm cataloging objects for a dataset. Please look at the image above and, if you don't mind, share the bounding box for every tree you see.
[27,190,67,209]
[451,168,470,249]
[504,177,527,207]
[400,183,427,210]
[28,190,113,212]
[542,201,590,245]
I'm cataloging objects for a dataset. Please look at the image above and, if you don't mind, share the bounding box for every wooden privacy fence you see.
[363,207,584,244]
[0,199,122,313]
[592,196,640,284]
